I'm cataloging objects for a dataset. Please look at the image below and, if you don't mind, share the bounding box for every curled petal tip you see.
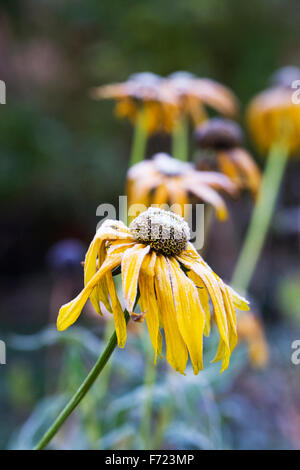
[131,311,145,322]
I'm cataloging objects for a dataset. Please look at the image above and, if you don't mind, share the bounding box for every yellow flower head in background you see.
[91,71,239,134]
[165,71,239,126]
[194,118,261,199]
[57,208,249,374]
[127,153,237,221]
[247,66,300,155]
[237,310,269,369]
[91,72,178,134]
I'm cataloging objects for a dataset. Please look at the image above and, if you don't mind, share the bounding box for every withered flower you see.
[57,208,249,374]
[247,67,300,155]
[237,310,269,369]
[127,153,237,221]
[91,72,178,134]
[194,118,261,198]
[165,71,239,125]
[92,71,239,134]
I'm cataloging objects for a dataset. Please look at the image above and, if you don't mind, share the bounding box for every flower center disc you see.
[129,207,190,256]
[194,118,243,150]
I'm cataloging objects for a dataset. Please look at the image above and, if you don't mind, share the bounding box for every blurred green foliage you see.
[2,0,300,216]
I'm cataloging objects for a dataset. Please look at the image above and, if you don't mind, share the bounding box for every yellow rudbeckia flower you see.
[127,153,237,221]
[57,208,249,374]
[165,71,239,125]
[91,72,178,134]
[194,118,261,199]
[247,85,300,156]
[91,71,239,134]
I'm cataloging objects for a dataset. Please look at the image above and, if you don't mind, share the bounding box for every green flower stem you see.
[129,109,148,168]
[34,311,130,450]
[172,116,189,161]
[152,404,172,449]
[140,337,157,450]
[231,144,288,293]
[94,318,115,448]
[97,319,115,402]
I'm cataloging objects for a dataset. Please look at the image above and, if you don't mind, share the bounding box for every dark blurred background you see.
[1,0,300,450]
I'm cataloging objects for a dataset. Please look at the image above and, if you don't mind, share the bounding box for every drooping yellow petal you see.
[186,269,211,336]
[95,240,135,314]
[180,242,202,261]
[121,244,150,313]
[177,253,235,371]
[212,298,237,372]
[182,246,211,335]
[155,255,188,374]
[95,240,134,314]
[185,182,228,221]
[127,164,162,209]
[237,312,269,369]
[84,221,133,315]
[220,283,238,351]
[106,239,136,256]
[191,78,239,117]
[177,254,229,345]
[226,284,250,311]
[152,183,169,207]
[139,251,162,362]
[168,258,205,375]
[210,287,238,372]
[211,339,231,373]
[165,179,189,218]
[84,236,103,315]
[98,219,133,238]
[229,148,261,198]
[96,242,113,313]
[217,152,243,188]
[182,246,249,371]
[187,171,237,196]
[106,271,127,348]
[57,252,123,331]
[128,180,152,209]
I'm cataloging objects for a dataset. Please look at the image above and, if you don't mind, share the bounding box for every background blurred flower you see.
[165,71,239,126]
[127,152,237,220]
[91,72,178,134]
[194,118,261,199]
[270,66,300,89]
[237,310,269,369]
[247,80,300,156]
[92,71,239,135]
[46,239,87,321]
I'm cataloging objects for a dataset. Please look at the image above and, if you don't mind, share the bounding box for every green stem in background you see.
[172,116,189,161]
[34,311,130,450]
[231,144,289,293]
[129,109,148,168]
[140,336,157,450]
[152,404,172,450]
